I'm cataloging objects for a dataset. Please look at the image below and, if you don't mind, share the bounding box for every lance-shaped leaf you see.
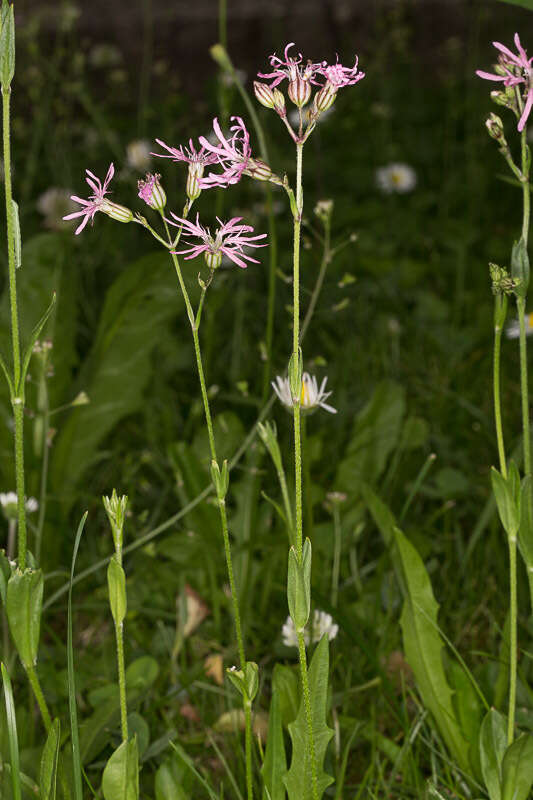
[393,527,469,773]
[107,555,127,627]
[40,719,61,800]
[6,568,43,668]
[283,636,334,800]
[491,467,519,539]
[261,671,287,800]
[479,709,507,800]
[287,539,311,630]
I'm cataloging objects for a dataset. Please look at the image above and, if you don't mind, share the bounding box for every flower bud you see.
[272,88,286,117]
[254,81,276,109]
[186,163,204,201]
[314,84,337,114]
[205,250,222,270]
[248,158,273,182]
[288,76,311,108]
[101,200,133,224]
[485,113,506,145]
[491,88,517,113]
[138,173,166,211]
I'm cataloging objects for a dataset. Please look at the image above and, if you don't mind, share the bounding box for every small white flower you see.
[0,493,38,520]
[0,492,18,508]
[376,163,417,194]
[281,609,339,649]
[282,615,307,648]
[25,497,39,513]
[126,140,152,172]
[272,372,337,414]
[506,313,533,339]
[310,610,338,642]
[37,188,78,231]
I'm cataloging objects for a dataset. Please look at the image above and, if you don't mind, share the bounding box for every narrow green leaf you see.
[501,733,533,800]
[19,292,56,395]
[6,568,43,668]
[283,636,334,800]
[68,512,88,800]
[287,545,310,630]
[479,709,507,800]
[0,3,15,87]
[1,661,22,800]
[102,737,139,800]
[0,547,11,606]
[107,555,127,626]
[491,467,519,538]
[261,685,287,800]
[170,742,219,800]
[40,718,61,800]
[0,347,14,396]
[498,0,533,12]
[393,527,469,773]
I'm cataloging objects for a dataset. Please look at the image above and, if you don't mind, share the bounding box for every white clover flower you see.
[506,313,533,339]
[376,163,417,194]
[272,372,337,414]
[37,188,78,231]
[126,139,152,172]
[282,609,339,648]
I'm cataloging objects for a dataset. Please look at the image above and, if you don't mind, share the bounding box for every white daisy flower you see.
[281,609,339,648]
[126,139,152,172]
[272,372,337,414]
[376,163,417,194]
[506,313,533,339]
[0,493,38,520]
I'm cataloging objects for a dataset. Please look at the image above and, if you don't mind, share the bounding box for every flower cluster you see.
[477,33,533,132]
[254,42,365,137]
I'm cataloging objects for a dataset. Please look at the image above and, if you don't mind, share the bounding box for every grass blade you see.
[68,511,89,800]
[1,661,22,800]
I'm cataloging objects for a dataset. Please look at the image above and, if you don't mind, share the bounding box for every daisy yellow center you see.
[300,380,309,405]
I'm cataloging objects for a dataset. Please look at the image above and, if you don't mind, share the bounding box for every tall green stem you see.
[493,295,508,479]
[164,222,251,798]
[507,123,531,745]
[2,87,27,570]
[115,621,128,742]
[291,141,318,800]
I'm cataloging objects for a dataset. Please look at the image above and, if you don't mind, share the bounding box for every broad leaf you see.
[501,733,533,800]
[479,709,507,800]
[102,737,139,800]
[283,636,334,800]
[393,527,469,773]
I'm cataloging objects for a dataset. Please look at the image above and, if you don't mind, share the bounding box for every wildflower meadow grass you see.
[2,1,533,799]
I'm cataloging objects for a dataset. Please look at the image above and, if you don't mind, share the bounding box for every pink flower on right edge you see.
[476,33,533,132]
[167,213,267,270]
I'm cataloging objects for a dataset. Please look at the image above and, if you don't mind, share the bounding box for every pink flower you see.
[153,137,220,200]
[318,55,365,89]
[198,117,272,188]
[477,33,533,132]
[63,163,115,234]
[152,138,218,168]
[138,173,166,211]
[258,42,324,90]
[167,213,267,270]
